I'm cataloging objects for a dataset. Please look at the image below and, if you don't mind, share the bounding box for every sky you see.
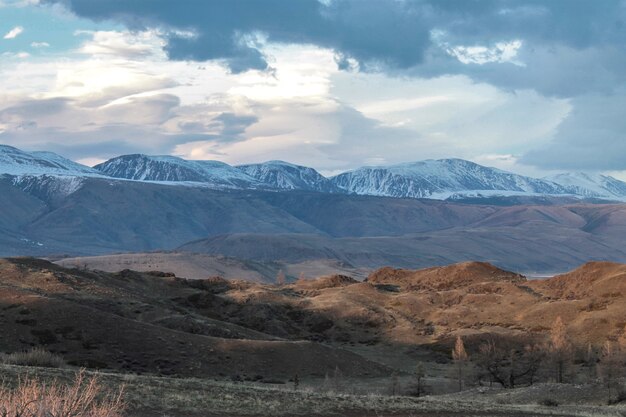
[0,0,625,178]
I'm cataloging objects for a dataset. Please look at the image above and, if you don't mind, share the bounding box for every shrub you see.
[0,369,125,417]
[0,347,65,368]
[538,398,559,407]
[608,390,626,405]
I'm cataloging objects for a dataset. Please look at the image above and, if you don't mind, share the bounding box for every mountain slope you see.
[546,172,626,200]
[176,213,626,273]
[331,159,570,199]
[237,160,342,192]
[0,145,99,176]
[94,154,263,189]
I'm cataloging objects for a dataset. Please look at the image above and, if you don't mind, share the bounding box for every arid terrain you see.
[1,257,626,416]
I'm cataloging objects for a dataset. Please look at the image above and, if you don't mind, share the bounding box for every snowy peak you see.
[3,143,626,202]
[0,145,99,177]
[93,154,263,189]
[237,160,342,193]
[545,172,626,199]
[330,159,569,199]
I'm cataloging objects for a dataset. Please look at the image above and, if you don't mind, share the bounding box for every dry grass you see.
[0,348,65,368]
[0,369,125,417]
[0,365,620,417]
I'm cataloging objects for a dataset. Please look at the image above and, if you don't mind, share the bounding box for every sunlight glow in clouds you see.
[0,26,573,174]
[0,0,625,178]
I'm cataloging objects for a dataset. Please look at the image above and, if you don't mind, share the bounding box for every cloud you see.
[43,0,626,96]
[31,41,50,47]
[1,9,624,175]
[522,93,626,171]
[39,1,433,73]
[76,29,163,58]
[0,0,39,7]
[3,25,24,39]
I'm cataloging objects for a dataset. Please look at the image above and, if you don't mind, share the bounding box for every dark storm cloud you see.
[44,0,625,82]
[41,0,626,171]
[43,0,432,72]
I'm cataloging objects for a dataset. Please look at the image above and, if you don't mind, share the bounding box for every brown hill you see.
[366,261,526,291]
[2,257,626,382]
[0,258,389,380]
[535,261,626,298]
[293,274,359,290]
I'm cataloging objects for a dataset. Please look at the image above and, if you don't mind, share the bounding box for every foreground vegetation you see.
[0,369,124,417]
[0,364,625,417]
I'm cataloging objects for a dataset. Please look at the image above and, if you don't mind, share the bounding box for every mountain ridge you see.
[237,160,342,193]
[2,144,626,202]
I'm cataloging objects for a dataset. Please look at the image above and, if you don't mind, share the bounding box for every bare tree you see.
[331,365,344,392]
[475,336,544,388]
[598,340,621,403]
[452,335,468,391]
[585,342,597,383]
[523,344,544,386]
[389,371,400,396]
[411,361,428,397]
[618,325,626,351]
[548,316,572,383]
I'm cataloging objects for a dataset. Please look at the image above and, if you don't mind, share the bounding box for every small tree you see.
[331,365,344,392]
[585,342,597,383]
[618,325,626,351]
[276,269,286,285]
[598,340,620,403]
[412,361,427,397]
[548,316,572,383]
[522,344,544,386]
[475,337,544,388]
[389,372,400,396]
[452,335,468,391]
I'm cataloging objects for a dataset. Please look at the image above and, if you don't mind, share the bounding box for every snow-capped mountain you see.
[0,145,99,177]
[94,154,264,189]
[3,143,626,202]
[545,172,626,200]
[237,160,342,193]
[330,159,570,199]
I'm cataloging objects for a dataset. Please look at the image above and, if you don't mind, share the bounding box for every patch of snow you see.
[237,160,341,192]
[545,172,626,200]
[330,159,571,199]
[94,154,264,189]
[0,145,102,177]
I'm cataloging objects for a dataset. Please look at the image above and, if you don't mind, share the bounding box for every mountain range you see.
[3,143,626,274]
[2,144,626,201]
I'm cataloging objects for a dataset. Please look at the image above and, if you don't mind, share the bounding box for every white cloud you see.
[0,28,575,175]
[0,0,38,7]
[3,26,24,40]
[430,31,525,67]
[447,40,524,66]
[31,41,50,48]
[76,29,165,58]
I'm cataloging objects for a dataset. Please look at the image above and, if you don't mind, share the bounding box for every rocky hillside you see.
[1,258,624,381]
